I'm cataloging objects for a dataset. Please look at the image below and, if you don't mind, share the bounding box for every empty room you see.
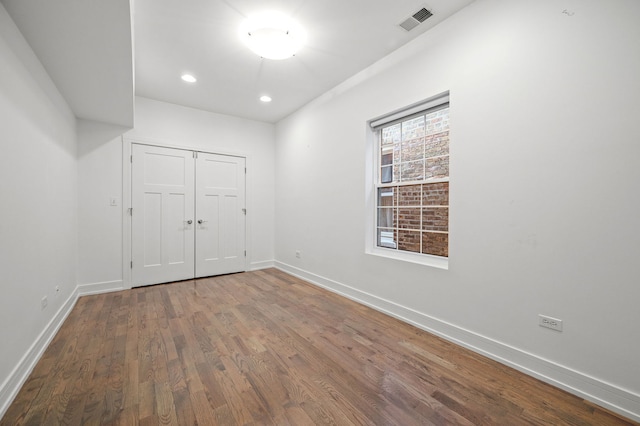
[1,0,639,424]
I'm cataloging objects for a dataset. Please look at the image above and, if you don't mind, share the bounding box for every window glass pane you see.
[425,156,449,179]
[377,208,395,228]
[377,229,397,249]
[392,186,400,206]
[378,187,395,206]
[393,163,401,182]
[393,140,402,165]
[400,161,424,181]
[382,123,401,146]
[397,230,421,253]
[401,138,424,163]
[422,232,448,257]
[398,184,422,206]
[381,166,393,183]
[402,116,425,141]
[422,207,448,231]
[398,207,420,230]
[425,107,449,136]
[381,148,393,165]
[422,182,449,206]
[425,131,449,158]
[374,99,449,259]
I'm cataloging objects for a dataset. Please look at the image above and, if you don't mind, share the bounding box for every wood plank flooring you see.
[2,268,637,425]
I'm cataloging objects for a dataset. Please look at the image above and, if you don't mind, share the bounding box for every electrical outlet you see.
[41,296,48,310]
[295,250,301,259]
[539,314,563,332]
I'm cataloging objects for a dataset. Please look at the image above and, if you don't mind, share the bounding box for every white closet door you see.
[132,144,195,286]
[195,153,246,277]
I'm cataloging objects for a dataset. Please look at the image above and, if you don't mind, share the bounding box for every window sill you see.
[366,246,449,270]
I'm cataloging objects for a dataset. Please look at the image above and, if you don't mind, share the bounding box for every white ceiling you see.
[134,0,475,123]
[2,0,475,127]
[1,0,134,128]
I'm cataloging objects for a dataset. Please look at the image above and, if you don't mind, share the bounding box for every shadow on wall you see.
[0,5,76,157]
[77,119,131,158]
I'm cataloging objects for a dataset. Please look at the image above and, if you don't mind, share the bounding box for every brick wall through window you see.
[375,103,449,257]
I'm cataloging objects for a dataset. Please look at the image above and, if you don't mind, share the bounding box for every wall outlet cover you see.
[539,314,563,332]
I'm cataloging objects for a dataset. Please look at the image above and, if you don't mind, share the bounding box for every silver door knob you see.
[186,220,193,225]
[198,219,208,224]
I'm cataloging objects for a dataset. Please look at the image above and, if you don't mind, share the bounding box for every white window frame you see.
[365,92,450,270]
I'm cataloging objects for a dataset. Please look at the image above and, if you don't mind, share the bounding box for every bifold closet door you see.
[131,144,196,286]
[195,153,246,278]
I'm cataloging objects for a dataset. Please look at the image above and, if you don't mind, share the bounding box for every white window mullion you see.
[371,92,450,262]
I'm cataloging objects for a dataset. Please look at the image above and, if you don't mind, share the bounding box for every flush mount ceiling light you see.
[260,95,272,103]
[239,11,306,60]
[181,74,197,83]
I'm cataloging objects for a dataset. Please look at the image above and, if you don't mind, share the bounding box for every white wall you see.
[2,0,135,128]
[128,97,276,271]
[3,0,639,420]
[0,1,78,410]
[77,96,276,288]
[275,0,640,419]
[77,120,128,289]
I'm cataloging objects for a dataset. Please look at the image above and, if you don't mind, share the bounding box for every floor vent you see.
[399,7,433,31]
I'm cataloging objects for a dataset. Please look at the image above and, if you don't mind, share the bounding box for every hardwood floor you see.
[2,269,637,425]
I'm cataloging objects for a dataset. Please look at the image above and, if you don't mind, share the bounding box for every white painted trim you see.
[274,261,640,423]
[0,278,123,418]
[365,103,451,271]
[122,136,132,289]
[366,246,449,269]
[369,91,449,129]
[77,280,125,297]
[243,154,251,274]
[0,288,78,419]
[123,135,250,160]
[3,266,638,422]
[249,260,275,271]
[378,176,449,187]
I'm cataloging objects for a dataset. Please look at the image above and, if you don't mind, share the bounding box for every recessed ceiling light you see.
[260,95,272,103]
[239,11,306,60]
[181,74,197,83]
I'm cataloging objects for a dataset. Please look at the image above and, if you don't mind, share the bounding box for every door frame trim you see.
[122,136,251,289]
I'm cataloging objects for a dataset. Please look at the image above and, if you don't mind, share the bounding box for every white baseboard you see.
[0,288,78,419]
[249,260,275,271]
[3,269,638,422]
[274,261,640,423]
[0,279,124,419]
[77,279,124,297]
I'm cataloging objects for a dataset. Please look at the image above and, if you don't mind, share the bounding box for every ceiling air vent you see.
[399,7,433,32]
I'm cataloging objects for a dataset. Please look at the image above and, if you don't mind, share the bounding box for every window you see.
[370,93,450,262]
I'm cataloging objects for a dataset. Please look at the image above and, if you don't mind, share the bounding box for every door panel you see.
[167,193,188,264]
[132,144,195,286]
[142,192,162,266]
[222,194,239,257]
[195,153,246,277]
[200,194,220,261]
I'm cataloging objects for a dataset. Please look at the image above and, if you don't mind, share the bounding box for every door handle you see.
[198,219,208,224]
[186,220,193,225]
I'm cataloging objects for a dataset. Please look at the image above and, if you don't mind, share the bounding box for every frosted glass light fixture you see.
[260,95,272,102]
[181,74,197,83]
[239,11,306,60]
